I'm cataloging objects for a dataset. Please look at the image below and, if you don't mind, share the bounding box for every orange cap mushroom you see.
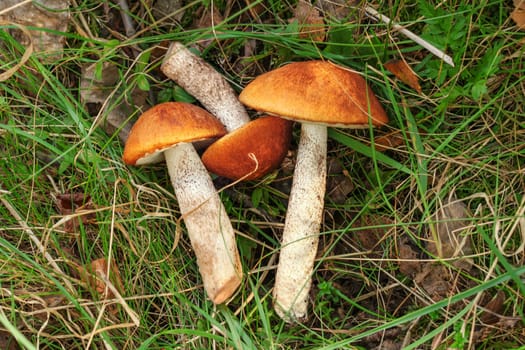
[240,60,388,321]
[123,102,242,304]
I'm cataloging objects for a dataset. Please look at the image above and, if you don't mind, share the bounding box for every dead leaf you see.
[384,59,422,93]
[427,196,474,271]
[414,263,451,301]
[473,290,520,343]
[153,0,185,23]
[0,0,70,63]
[55,192,96,233]
[397,237,421,277]
[479,291,506,325]
[315,0,359,21]
[79,258,124,299]
[80,61,148,142]
[243,0,266,22]
[373,131,406,152]
[353,215,391,252]
[290,0,326,42]
[191,4,225,49]
[326,158,354,204]
[511,0,525,29]
[361,327,403,350]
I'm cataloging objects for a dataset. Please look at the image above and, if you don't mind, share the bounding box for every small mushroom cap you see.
[201,116,293,181]
[239,60,388,127]
[123,102,226,165]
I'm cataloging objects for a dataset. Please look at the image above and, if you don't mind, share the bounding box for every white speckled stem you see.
[273,123,327,322]
[164,143,242,304]
[161,42,250,132]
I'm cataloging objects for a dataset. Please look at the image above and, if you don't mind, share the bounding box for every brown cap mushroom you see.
[239,60,388,127]
[123,102,226,165]
[123,102,242,304]
[239,60,388,321]
[201,116,293,181]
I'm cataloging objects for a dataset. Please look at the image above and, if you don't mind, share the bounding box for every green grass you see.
[1,0,524,349]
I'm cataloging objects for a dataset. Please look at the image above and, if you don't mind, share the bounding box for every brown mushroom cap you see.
[201,116,293,181]
[239,60,388,127]
[123,102,227,166]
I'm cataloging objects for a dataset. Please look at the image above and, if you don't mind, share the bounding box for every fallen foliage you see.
[290,0,326,42]
[79,258,124,300]
[80,61,148,141]
[384,59,422,94]
[55,192,96,233]
[511,0,525,29]
[0,0,69,63]
[427,197,474,271]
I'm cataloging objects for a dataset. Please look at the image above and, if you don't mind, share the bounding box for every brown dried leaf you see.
[373,131,406,152]
[153,0,185,23]
[353,215,392,253]
[397,237,421,276]
[290,0,326,42]
[479,291,506,325]
[384,59,422,93]
[362,327,403,350]
[326,158,354,204]
[0,0,70,63]
[55,192,96,233]
[427,197,474,271]
[191,5,225,49]
[414,263,451,301]
[79,258,124,299]
[315,0,358,21]
[80,62,148,142]
[512,0,525,29]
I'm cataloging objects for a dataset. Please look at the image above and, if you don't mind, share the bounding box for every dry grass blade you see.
[0,21,33,82]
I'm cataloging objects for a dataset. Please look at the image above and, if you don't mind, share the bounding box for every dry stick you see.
[364,5,455,67]
[161,42,250,132]
[115,0,136,37]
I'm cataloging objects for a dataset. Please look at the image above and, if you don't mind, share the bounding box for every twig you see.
[115,0,136,37]
[364,5,455,67]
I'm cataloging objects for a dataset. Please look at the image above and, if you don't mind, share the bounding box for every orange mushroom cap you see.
[123,102,227,166]
[201,116,293,181]
[239,60,388,127]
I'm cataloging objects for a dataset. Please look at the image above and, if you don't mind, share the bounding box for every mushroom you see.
[201,116,293,181]
[161,42,293,181]
[239,60,388,321]
[123,102,242,304]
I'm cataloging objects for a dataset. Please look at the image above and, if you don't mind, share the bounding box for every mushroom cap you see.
[123,102,226,165]
[239,60,388,127]
[201,116,293,181]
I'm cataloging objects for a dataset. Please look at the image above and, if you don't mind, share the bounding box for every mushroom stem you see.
[273,123,327,322]
[161,42,250,132]
[164,142,242,304]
